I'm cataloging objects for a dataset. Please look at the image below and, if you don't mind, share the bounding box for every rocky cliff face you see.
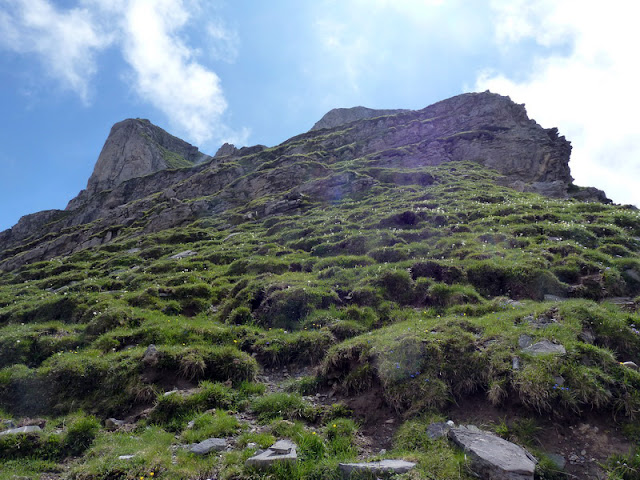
[66,118,210,210]
[0,91,607,270]
[310,106,408,131]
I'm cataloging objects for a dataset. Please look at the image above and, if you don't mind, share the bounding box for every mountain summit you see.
[67,118,211,210]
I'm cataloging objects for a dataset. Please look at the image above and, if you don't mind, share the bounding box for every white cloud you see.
[206,19,240,63]
[476,0,640,206]
[314,18,370,93]
[0,0,243,146]
[119,0,229,144]
[0,0,111,103]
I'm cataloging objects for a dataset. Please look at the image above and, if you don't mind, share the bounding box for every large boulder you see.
[449,426,537,480]
[0,425,42,436]
[189,437,227,455]
[246,439,297,469]
[522,340,566,355]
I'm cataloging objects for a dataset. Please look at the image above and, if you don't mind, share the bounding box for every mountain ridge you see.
[0,91,606,271]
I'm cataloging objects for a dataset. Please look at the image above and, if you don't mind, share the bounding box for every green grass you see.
[180,410,243,443]
[1,159,640,479]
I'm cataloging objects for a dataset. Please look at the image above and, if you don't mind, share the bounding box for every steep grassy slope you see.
[1,160,640,479]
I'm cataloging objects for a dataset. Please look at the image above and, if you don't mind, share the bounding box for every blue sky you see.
[1,0,638,232]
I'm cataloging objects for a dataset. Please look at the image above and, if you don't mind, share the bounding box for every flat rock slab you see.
[246,439,297,469]
[0,426,42,436]
[189,438,227,455]
[518,334,533,348]
[449,426,537,480]
[522,340,565,355]
[170,250,198,259]
[339,460,416,478]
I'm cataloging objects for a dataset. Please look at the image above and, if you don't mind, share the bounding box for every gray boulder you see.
[189,437,227,455]
[338,460,416,478]
[449,426,537,480]
[170,250,198,260]
[522,340,566,355]
[246,439,297,468]
[518,334,533,348]
[0,425,42,436]
[105,418,126,429]
[427,422,452,439]
[142,344,160,366]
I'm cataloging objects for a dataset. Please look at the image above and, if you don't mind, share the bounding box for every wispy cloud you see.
[476,0,640,206]
[206,18,240,63]
[314,18,370,93]
[0,0,244,146]
[0,0,111,103]
[119,0,228,144]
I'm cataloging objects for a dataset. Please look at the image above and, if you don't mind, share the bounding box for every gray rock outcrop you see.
[68,118,210,208]
[189,437,227,455]
[215,142,238,157]
[311,106,408,131]
[246,439,297,468]
[522,340,566,355]
[0,425,42,436]
[449,426,537,480]
[427,421,452,439]
[0,91,601,271]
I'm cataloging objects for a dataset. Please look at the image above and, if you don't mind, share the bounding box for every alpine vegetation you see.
[1,92,639,479]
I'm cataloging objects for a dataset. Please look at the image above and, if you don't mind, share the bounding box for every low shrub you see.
[252,330,335,367]
[251,393,308,422]
[150,380,237,428]
[466,261,564,300]
[255,286,339,330]
[63,414,100,456]
[375,269,415,304]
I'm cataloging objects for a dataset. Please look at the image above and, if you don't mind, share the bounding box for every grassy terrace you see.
[1,162,640,479]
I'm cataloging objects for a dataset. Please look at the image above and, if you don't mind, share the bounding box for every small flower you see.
[312,432,316,435]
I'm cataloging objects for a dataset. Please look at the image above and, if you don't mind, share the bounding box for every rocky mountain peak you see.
[67,118,210,210]
[310,106,409,131]
[0,91,611,271]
